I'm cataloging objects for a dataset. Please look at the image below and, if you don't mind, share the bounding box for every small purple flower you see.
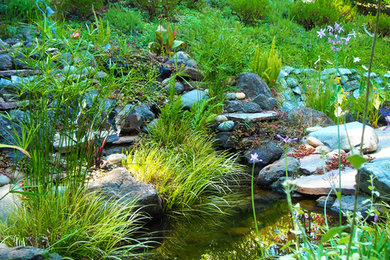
[327,25,334,33]
[334,22,343,33]
[250,153,263,163]
[277,134,298,144]
[374,214,378,223]
[383,115,390,131]
[349,29,356,39]
[317,28,326,38]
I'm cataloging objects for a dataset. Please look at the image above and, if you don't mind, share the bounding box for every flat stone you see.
[225,100,243,112]
[106,153,127,166]
[299,154,324,174]
[287,77,299,88]
[223,111,278,122]
[338,68,352,75]
[308,121,378,153]
[112,135,139,145]
[295,167,357,195]
[0,69,39,77]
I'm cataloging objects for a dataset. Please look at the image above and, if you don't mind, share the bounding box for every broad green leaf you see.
[322,225,347,243]
[172,40,185,49]
[347,154,367,169]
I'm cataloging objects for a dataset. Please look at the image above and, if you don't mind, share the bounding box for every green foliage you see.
[0,188,148,258]
[88,9,111,46]
[251,37,282,89]
[54,0,104,18]
[0,0,38,22]
[148,25,185,57]
[228,0,268,25]
[105,6,143,33]
[133,0,179,18]
[367,14,390,37]
[290,0,356,30]
[0,144,30,158]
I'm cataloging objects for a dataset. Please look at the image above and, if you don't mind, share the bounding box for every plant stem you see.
[251,162,265,258]
[346,0,382,259]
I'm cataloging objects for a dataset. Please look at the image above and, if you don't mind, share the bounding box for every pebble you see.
[236,92,246,100]
[306,136,324,147]
[215,115,228,123]
[106,153,127,166]
[218,121,235,132]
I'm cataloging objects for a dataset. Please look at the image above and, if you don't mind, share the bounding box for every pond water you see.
[150,188,338,259]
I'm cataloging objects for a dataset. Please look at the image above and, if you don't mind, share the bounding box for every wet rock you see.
[358,158,390,201]
[218,121,235,132]
[225,100,243,113]
[87,167,162,218]
[246,142,284,171]
[243,102,262,113]
[308,121,378,153]
[0,53,13,70]
[289,107,335,127]
[256,157,300,188]
[0,247,62,260]
[236,73,278,110]
[343,80,360,91]
[180,89,208,109]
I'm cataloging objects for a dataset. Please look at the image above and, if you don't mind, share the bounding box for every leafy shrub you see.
[148,25,185,57]
[0,0,37,21]
[290,0,356,30]
[133,0,179,18]
[367,14,390,37]
[251,37,282,88]
[105,6,143,33]
[228,0,268,24]
[53,0,103,18]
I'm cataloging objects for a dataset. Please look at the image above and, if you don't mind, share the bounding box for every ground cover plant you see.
[0,0,390,258]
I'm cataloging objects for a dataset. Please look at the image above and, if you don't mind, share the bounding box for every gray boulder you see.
[214,132,235,149]
[0,246,62,260]
[87,167,162,217]
[0,53,13,70]
[116,104,155,135]
[236,73,278,110]
[243,102,262,113]
[180,89,208,109]
[246,142,284,172]
[256,157,300,189]
[308,121,378,153]
[358,158,390,201]
[165,51,197,68]
[289,107,334,127]
[225,100,243,113]
[331,195,370,215]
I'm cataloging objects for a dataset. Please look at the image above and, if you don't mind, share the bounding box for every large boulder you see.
[256,157,300,189]
[87,167,163,218]
[358,158,390,201]
[308,121,378,153]
[0,246,62,260]
[246,142,284,172]
[289,107,335,127]
[236,73,278,110]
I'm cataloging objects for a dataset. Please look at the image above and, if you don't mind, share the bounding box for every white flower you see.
[362,65,368,71]
[353,57,361,63]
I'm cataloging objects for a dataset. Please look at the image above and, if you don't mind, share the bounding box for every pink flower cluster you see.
[317,22,356,52]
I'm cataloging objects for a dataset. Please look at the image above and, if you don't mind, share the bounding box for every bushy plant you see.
[367,14,390,37]
[251,37,282,88]
[133,0,179,18]
[148,25,185,57]
[53,0,103,18]
[0,0,38,21]
[228,0,268,25]
[105,6,143,33]
[290,0,356,30]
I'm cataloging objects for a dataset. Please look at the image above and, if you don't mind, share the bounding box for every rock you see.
[295,167,357,195]
[0,185,21,221]
[95,71,108,79]
[87,167,162,217]
[236,92,246,100]
[0,110,24,145]
[286,77,299,88]
[343,80,360,91]
[0,174,10,186]
[218,121,235,132]
[292,86,301,95]
[0,101,21,110]
[165,51,197,68]
[358,158,390,201]
[159,65,172,80]
[331,195,370,215]
[0,247,62,260]
[256,157,300,188]
[246,142,284,172]
[338,68,352,75]
[236,73,278,110]
[314,145,331,154]
[363,72,377,78]
[306,136,324,147]
[225,93,237,100]
[225,100,243,113]
[164,81,184,94]
[306,126,323,133]
[182,66,204,81]
[215,132,235,149]
[0,53,13,70]
[316,196,336,208]
[180,89,208,109]
[106,153,127,166]
[243,102,262,113]
[0,38,9,49]
[0,78,13,87]
[299,154,323,174]
[289,107,335,127]
[116,104,155,135]
[308,121,378,153]
[215,115,228,123]
[112,135,140,145]
[223,111,278,122]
